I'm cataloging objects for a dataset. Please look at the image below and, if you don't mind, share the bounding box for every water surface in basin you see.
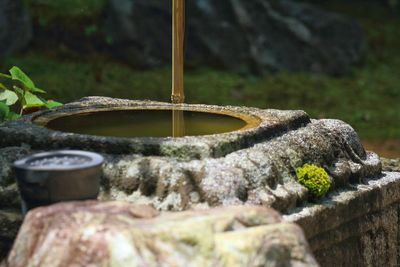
[44,109,250,138]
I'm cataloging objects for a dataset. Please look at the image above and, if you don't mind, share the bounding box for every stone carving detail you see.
[101,118,380,211]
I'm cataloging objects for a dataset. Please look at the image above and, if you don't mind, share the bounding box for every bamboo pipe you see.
[171,0,185,104]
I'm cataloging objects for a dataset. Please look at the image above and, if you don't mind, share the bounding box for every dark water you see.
[45,109,247,137]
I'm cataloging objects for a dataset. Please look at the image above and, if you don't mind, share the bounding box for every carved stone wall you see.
[285,172,400,266]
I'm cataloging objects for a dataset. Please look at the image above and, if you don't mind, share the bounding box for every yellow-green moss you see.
[295,164,331,198]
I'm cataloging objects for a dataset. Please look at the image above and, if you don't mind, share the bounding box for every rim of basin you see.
[32,105,262,138]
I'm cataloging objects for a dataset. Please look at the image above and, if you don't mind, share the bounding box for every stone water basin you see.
[0,96,381,212]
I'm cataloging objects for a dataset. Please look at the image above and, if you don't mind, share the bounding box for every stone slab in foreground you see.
[4,203,317,267]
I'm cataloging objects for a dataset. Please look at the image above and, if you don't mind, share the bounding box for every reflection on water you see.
[172,109,185,137]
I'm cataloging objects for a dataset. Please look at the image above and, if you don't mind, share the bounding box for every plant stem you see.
[0,73,11,79]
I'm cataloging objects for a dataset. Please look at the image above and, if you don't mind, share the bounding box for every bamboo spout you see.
[171,0,185,104]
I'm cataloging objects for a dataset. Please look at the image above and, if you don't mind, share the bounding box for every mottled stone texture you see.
[105,0,365,75]
[4,203,318,267]
[285,172,400,267]
[382,157,400,172]
[0,97,394,265]
[0,97,381,213]
[0,210,22,261]
[98,119,380,212]
[0,147,30,187]
[0,148,27,260]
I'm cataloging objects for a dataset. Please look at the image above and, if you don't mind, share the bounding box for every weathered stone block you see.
[0,209,22,260]
[4,203,318,267]
[285,172,400,267]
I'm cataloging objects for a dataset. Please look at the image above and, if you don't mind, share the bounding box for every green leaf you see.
[46,100,63,109]
[23,91,45,109]
[0,89,18,105]
[31,87,46,94]
[9,66,35,90]
[0,101,10,122]
[13,86,24,96]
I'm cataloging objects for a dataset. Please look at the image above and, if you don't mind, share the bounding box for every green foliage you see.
[0,102,10,122]
[84,24,98,36]
[29,0,106,18]
[0,66,62,123]
[5,38,400,139]
[10,66,35,90]
[0,101,20,122]
[0,88,18,105]
[295,164,331,198]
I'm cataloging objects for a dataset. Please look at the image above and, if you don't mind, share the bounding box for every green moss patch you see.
[296,164,332,198]
[28,0,106,19]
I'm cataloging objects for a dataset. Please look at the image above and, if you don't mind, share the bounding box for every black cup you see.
[13,150,104,214]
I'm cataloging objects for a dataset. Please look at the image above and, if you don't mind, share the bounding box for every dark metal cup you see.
[13,150,104,214]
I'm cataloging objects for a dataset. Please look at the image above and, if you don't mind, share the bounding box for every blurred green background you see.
[1,0,399,157]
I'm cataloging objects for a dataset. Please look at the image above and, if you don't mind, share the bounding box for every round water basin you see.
[39,108,259,138]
